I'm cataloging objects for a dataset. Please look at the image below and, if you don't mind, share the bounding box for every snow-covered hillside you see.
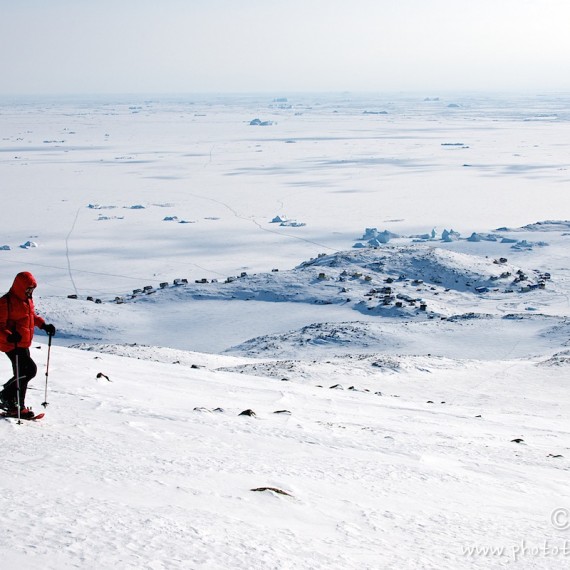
[1,94,570,569]
[3,343,570,569]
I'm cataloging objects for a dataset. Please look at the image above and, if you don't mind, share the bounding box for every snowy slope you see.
[2,343,570,570]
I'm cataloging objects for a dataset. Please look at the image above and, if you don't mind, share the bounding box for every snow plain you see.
[1,93,570,569]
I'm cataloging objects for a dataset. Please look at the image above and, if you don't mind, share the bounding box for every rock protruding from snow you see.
[537,350,570,367]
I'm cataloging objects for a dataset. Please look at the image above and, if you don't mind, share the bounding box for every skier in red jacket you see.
[0,272,55,418]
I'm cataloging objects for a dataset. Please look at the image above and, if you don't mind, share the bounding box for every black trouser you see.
[2,348,37,408]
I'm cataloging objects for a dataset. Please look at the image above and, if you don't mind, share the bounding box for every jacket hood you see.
[10,271,37,300]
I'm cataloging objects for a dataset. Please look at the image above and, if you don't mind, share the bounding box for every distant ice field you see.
[0,92,569,359]
[1,93,569,297]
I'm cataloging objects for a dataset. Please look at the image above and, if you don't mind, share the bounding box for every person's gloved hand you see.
[7,331,22,344]
[42,323,56,336]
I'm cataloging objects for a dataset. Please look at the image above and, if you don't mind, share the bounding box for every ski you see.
[1,412,45,421]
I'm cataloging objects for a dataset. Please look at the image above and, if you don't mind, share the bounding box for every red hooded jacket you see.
[0,272,45,353]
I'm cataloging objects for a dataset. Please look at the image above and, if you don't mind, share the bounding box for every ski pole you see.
[14,349,22,425]
[42,333,53,408]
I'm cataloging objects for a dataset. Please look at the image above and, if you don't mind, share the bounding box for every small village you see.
[64,240,553,323]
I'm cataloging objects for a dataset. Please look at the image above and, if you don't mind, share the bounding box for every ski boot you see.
[3,407,35,420]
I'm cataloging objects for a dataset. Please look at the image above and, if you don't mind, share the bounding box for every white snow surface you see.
[1,93,570,569]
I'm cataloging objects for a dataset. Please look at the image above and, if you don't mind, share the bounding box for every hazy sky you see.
[1,0,569,95]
